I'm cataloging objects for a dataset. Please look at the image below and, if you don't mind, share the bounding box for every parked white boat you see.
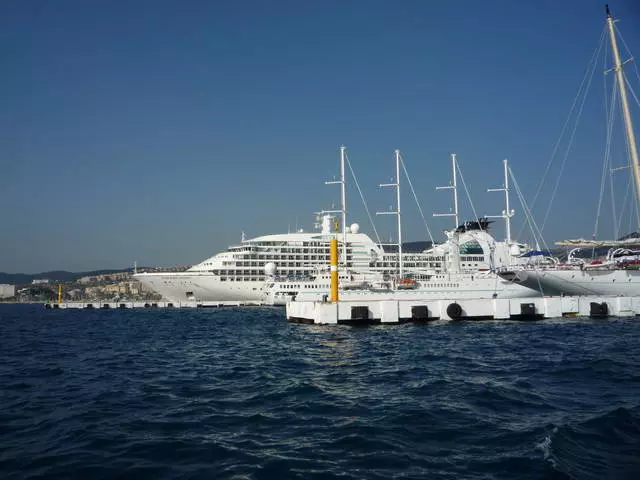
[498,6,640,297]
[265,154,537,305]
[266,255,537,306]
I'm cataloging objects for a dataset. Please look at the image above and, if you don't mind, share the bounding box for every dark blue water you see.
[1,304,640,479]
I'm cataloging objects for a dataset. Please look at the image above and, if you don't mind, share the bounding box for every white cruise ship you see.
[136,147,537,303]
[134,214,521,303]
[264,218,536,305]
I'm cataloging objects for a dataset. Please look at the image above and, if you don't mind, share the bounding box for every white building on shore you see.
[0,284,16,298]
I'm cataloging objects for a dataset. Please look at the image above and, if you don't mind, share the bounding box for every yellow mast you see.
[57,284,62,304]
[330,238,339,302]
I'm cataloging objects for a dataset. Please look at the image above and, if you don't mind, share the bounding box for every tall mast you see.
[395,150,403,278]
[340,145,347,265]
[606,5,640,213]
[487,159,514,243]
[434,153,459,228]
[377,150,403,277]
[325,145,348,265]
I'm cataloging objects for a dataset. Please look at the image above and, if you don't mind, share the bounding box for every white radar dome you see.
[264,262,277,276]
[350,223,360,234]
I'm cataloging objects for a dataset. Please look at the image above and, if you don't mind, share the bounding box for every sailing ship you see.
[136,149,532,303]
[264,153,537,305]
[134,148,514,303]
[498,5,640,296]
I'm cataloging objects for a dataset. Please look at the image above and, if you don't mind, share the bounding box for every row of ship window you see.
[218,258,488,267]
[207,258,486,274]
[209,261,485,276]
[220,277,266,281]
[221,253,483,263]
[228,245,485,257]
[233,256,351,265]
[275,283,463,289]
[200,253,485,269]
[217,278,466,287]
[235,241,342,248]
[217,258,484,267]
[232,248,354,257]
[227,248,472,259]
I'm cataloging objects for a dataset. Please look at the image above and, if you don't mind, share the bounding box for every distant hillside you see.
[0,268,134,285]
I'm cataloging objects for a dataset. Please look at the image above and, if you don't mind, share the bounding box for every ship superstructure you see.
[134,214,519,303]
[135,148,531,303]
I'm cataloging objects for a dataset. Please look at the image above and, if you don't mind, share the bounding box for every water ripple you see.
[1,304,640,479]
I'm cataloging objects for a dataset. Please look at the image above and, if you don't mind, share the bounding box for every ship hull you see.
[133,272,265,303]
[499,268,640,296]
[272,276,538,305]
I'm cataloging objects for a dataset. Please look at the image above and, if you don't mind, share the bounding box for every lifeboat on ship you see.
[396,277,418,290]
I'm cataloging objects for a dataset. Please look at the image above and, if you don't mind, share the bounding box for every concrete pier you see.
[286,295,640,325]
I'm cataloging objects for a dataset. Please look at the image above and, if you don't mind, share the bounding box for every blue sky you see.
[2,0,640,273]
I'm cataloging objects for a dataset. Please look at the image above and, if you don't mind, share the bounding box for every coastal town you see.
[0,270,171,304]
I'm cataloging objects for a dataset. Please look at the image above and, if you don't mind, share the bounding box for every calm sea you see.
[1,304,640,479]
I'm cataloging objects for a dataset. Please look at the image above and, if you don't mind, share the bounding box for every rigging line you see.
[623,73,640,109]
[630,153,640,233]
[511,171,541,248]
[635,179,640,234]
[509,166,550,252]
[519,183,545,249]
[629,171,640,234]
[617,172,633,237]
[608,143,619,241]
[529,26,608,215]
[454,160,482,229]
[540,29,605,233]
[399,154,435,245]
[616,28,640,230]
[596,78,618,239]
[619,77,640,231]
[614,24,640,89]
[344,153,383,247]
[633,173,640,235]
[604,28,609,116]
[603,33,619,240]
[629,200,635,240]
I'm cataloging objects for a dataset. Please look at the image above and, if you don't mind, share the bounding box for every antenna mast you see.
[377,149,403,277]
[434,153,460,228]
[487,159,515,243]
[606,5,640,218]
